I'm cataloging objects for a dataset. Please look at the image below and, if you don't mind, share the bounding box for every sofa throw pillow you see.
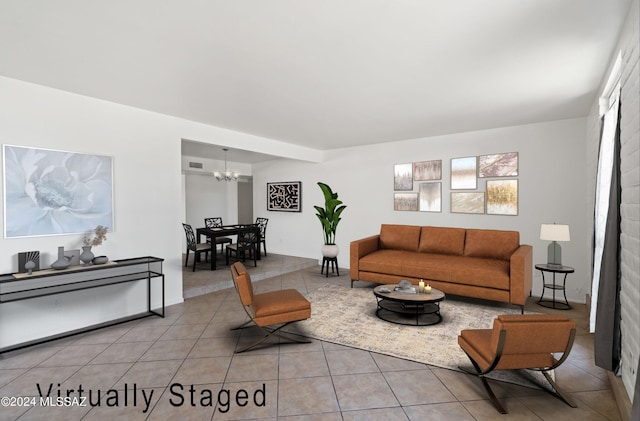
[463,229,520,261]
[418,226,465,255]
[379,224,421,251]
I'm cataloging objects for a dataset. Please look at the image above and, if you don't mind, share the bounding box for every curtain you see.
[591,97,621,371]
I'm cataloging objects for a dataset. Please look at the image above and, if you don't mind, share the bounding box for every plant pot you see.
[321,244,339,258]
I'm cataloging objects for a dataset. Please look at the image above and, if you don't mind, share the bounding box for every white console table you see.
[0,256,164,353]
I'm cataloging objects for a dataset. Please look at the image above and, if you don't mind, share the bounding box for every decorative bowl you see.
[92,256,109,265]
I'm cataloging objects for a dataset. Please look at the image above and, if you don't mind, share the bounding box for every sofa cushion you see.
[379,224,421,252]
[464,229,519,261]
[361,251,510,290]
[359,249,410,275]
[418,226,466,255]
[451,256,511,289]
[401,252,456,281]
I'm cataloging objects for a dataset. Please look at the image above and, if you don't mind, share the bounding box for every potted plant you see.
[314,182,347,257]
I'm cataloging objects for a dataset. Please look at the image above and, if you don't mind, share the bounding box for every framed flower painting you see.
[3,145,114,238]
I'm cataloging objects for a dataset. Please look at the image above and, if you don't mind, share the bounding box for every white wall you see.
[253,118,590,303]
[0,76,306,349]
[0,77,176,347]
[237,177,254,224]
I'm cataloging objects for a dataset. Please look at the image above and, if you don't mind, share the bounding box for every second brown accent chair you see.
[458,314,577,414]
[230,262,311,353]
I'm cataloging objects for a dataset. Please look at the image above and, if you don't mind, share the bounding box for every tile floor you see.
[0,254,622,420]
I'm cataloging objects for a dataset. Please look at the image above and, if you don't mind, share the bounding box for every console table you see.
[0,256,164,353]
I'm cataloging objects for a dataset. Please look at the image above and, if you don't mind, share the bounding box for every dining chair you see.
[255,217,269,256]
[204,217,232,253]
[226,229,258,267]
[182,223,211,272]
[458,314,577,414]
[230,262,311,352]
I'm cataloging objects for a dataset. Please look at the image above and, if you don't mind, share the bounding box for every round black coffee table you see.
[373,284,445,326]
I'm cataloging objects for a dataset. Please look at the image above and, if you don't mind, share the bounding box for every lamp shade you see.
[540,224,570,242]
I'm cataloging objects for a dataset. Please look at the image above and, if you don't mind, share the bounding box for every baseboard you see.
[608,371,631,421]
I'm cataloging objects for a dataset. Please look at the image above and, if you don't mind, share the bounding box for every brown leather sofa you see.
[350,224,532,310]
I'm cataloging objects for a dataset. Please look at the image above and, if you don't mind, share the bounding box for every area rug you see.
[284,284,550,389]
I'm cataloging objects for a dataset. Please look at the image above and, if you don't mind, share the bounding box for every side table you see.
[535,263,574,310]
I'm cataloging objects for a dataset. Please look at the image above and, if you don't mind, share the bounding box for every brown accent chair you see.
[458,314,577,414]
[230,262,311,353]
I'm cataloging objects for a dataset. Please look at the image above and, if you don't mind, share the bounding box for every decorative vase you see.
[51,246,71,270]
[321,244,339,258]
[80,246,95,265]
[25,260,36,275]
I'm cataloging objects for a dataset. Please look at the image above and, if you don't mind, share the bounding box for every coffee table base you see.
[375,298,442,326]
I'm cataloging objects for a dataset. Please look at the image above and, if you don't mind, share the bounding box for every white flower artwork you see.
[3,145,113,238]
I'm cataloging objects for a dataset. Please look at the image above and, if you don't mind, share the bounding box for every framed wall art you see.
[451,156,477,190]
[478,152,519,177]
[486,179,518,215]
[451,192,485,214]
[413,160,442,181]
[394,163,413,191]
[3,145,113,238]
[394,192,419,211]
[18,250,40,273]
[419,183,441,212]
[267,181,302,212]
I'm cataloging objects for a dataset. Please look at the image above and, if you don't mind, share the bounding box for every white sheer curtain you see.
[590,88,620,333]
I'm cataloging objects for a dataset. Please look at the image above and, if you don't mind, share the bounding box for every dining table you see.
[196,224,261,270]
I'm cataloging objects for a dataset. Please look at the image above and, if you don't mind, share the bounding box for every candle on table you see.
[418,280,425,292]
[425,284,432,293]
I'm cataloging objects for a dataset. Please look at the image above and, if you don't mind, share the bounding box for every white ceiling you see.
[0,1,632,163]
[181,140,278,164]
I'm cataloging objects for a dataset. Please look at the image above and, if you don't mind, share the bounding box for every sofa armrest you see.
[509,245,532,306]
[350,235,380,280]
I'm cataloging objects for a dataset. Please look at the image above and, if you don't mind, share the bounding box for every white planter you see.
[321,244,339,258]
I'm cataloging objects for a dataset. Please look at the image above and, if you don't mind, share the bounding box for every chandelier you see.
[213,148,239,181]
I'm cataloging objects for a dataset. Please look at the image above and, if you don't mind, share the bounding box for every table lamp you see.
[540,223,570,268]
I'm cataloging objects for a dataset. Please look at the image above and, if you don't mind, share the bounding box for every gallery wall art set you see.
[393,152,519,216]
